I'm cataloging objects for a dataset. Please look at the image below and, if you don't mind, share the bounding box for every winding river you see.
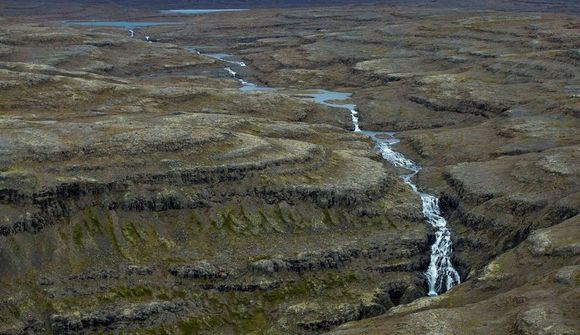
[209,53,461,296]
[65,13,461,295]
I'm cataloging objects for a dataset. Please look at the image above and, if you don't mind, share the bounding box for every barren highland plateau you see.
[0,0,578,334]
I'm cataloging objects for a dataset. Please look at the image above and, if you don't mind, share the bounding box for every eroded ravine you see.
[29,6,577,334]
[209,52,461,296]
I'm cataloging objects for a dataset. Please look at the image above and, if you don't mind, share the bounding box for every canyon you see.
[0,1,578,334]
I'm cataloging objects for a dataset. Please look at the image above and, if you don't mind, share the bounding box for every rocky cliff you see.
[0,17,430,335]
[0,2,578,334]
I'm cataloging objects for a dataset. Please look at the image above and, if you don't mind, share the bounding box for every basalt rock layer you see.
[0,16,428,335]
[165,4,577,335]
[0,1,579,334]
[131,2,579,334]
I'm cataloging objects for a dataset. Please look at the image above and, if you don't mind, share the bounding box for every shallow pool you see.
[66,21,179,28]
[160,9,248,15]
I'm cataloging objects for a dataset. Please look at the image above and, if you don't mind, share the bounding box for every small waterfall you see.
[420,194,461,295]
[373,134,460,295]
[198,51,460,296]
[306,91,460,296]
[350,108,361,132]
[223,66,275,92]
[225,66,237,77]
[206,53,247,67]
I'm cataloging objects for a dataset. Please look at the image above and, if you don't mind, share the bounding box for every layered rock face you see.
[151,2,578,334]
[0,18,429,335]
[330,215,580,335]
[0,1,579,334]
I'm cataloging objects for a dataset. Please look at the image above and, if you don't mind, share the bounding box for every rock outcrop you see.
[0,15,427,335]
[0,1,578,334]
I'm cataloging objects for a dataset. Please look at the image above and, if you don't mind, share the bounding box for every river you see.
[206,52,461,296]
[63,15,461,295]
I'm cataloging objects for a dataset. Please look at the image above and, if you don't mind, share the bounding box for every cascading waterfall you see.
[208,53,247,67]
[420,193,461,295]
[372,135,460,295]
[223,66,275,92]
[201,51,460,296]
[305,92,460,296]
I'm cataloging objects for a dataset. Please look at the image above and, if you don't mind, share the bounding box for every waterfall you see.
[306,91,461,296]
[374,134,461,295]
[420,194,461,295]
[198,50,461,295]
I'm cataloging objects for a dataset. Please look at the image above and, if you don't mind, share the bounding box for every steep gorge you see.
[0,2,578,334]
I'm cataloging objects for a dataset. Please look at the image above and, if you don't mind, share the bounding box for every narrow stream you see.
[302,92,461,296]
[202,51,461,296]
[223,67,275,92]
[364,132,461,295]
[65,14,460,296]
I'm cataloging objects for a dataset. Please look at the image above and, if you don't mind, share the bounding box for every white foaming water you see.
[301,90,460,296]
[299,90,361,132]
[206,53,247,67]
[421,193,461,295]
[225,66,237,77]
[351,110,361,132]
[194,51,461,295]
[369,131,461,295]
[223,67,275,92]
[196,52,276,92]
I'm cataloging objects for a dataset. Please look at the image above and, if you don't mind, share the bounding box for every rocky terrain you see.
[0,1,579,334]
[0,9,427,335]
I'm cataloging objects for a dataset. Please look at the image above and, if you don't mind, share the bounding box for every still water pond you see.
[66,21,179,28]
[160,9,248,15]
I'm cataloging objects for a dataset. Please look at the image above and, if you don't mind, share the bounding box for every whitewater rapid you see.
[206,52,460,296]
[368,132,461,295]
